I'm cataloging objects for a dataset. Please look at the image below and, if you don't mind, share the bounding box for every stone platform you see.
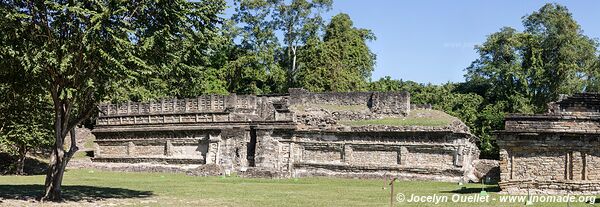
[92,88,480,181]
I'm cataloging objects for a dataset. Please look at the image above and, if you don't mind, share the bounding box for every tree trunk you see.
[292,46,297,76]
[41,126,78,201]
[41,87,91,201]
[287,41,294,87]
[15,144,27,175]
[289,45,297,87]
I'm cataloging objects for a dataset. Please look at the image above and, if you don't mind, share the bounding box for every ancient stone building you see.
[92,88,480,181]
[497,93,600,194]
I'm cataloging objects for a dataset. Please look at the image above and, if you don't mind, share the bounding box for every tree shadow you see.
[440,185,501,194]
[22,157,48,175]
[0,153,48,175]
[0,184,153,201]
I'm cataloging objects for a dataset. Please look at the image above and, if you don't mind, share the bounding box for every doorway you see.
[247,127,257,167]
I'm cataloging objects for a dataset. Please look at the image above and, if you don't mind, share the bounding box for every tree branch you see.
[40,1,53,43]
[60,101,71,139]
[65,91,96,138]
[63,127,78,166]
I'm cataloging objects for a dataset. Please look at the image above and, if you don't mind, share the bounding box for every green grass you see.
[315,104,368,112]
[0,169,596,206]
[72,151,90,159]
[341,110,454,127]
[83,135,96,149]
[71,133,96,160]
[292,104,368,112]
[340,117,450,127]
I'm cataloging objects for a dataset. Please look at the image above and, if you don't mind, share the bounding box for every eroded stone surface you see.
[92,88,480,182]
[496,93,600,194]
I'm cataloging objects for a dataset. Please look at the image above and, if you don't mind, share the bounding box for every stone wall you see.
[97,93,293,126]
[99,95,230,116]
[552,93,600,113]
[93,130,216,164]
[250,130,479,181]
[496,93,600,194]
[288,88,410,115]
[93,89,479,182]
[93,125,481,181]
[504,115,600,133]
[497,132,600,194]
[371,91,410,114]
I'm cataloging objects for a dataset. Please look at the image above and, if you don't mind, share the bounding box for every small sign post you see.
[389,177,398,207]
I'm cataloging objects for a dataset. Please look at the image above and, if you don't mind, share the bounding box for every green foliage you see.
[1,0,599,169]
[465,3,599,113]
[0,21,53,174]
[0,0,229,199]
[368,76,403,92]
[109,0,228,101]
[228,0,287,94]
[296,13,376,92]
[276,0,332,85]
[230,1,373,93]
[367,3,600,159]
[368,78,500,158]
[0,94,53,156]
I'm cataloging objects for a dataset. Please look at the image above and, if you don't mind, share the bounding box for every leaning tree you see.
[0,0,224,201]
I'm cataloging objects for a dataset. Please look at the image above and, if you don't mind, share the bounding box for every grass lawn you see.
[314,104,369,112]
[0,169,597,206]
[292,104,369,112]
[341,110,454,127]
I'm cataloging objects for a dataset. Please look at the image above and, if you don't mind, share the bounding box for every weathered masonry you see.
[92,88,480,181]
[496,93,600,194]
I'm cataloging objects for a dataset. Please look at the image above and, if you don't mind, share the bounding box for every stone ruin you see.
[497,93,600,194]
[92,88,480,181]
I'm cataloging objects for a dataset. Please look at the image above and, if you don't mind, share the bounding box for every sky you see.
[223,1,600,84]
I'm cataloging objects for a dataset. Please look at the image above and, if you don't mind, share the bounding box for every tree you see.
[0,0,224,201]
[369,76,403,92]
[296,13,376,92]
[229,0,286,94]
[275,0,332,86]
[229,0,332,93]
[464,27,536,113]
[466,3,599,112]
[0,69,53,175]
[523,4,598,99]
[458,3,600,158]
[590,55,600,91]
[108,0,227,101]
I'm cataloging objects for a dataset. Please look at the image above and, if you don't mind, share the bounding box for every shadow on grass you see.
[0,184,153,201]
[0,153,48,175]
[440,186,501,194]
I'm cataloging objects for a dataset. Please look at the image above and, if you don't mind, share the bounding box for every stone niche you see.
[496,93,600,195]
